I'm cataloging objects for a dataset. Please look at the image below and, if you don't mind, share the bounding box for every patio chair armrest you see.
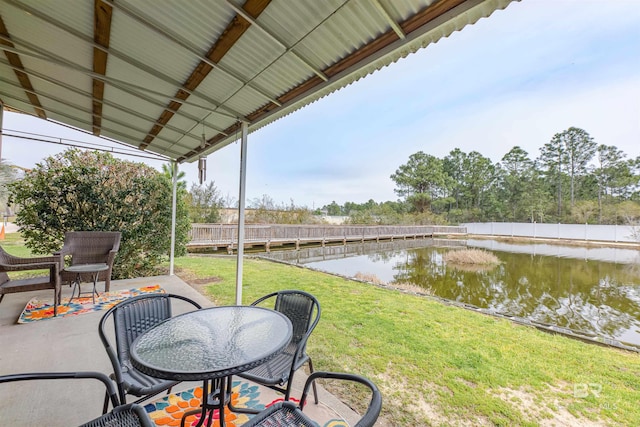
[98,316,127,387]
[299,371,382,427]
[0,371,120,409]
[1,249,59,263]
[54,246,73,257]
[0,255,61,272]
[53,248,67,266]
[106,249,118,266]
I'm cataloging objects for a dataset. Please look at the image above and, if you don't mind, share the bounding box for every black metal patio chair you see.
[0,371,154,427]
[98,293,202,411]
[242,371,382,427]
[231,290,321,409]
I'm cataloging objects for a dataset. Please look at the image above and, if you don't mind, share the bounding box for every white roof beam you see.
[0,57,229,136]
[224,0,329,82]
[0,78,199,152]
[99,0,282,107]
[372,0,406,39]
[0,39,234,127]
[0,74,215,143]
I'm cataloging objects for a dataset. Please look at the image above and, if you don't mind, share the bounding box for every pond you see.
[262,239,640,349]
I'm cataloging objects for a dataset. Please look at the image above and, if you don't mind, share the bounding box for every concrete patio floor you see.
[0,274,359,426]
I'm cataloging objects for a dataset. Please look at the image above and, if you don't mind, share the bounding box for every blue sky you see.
[3,0,640,209]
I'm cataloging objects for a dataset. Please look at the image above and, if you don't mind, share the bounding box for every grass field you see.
[173,255,640,426]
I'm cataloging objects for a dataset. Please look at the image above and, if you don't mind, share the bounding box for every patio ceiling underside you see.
[0,0,514,164]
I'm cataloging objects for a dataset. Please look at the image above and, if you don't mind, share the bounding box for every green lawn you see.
[0,231,35,256]
[0,232,52,278]
[174,255,640,426]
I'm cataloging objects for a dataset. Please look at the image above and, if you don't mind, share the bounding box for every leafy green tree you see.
[594,145,627,221]
[522,165,552,223]
[570,200,599,223]
[462,151,496,212]
[499,146,534,221]
[347,210,377,224]
[247,195,314,224]
[345,199,411,225]
[0,160,17,216]
[325,201,342,216]
[391,151,446,213]
[188,181,223,223]
[8,149,190,278]
[443,149,467,210]
[629,156,640,202]
[343,201,365,214]
[538,134,568,219]
[560,127,597,207]
[161,163,187,191]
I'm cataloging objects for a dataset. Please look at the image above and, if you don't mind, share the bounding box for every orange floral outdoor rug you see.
[144,381,348,427]
[18,285,165,323]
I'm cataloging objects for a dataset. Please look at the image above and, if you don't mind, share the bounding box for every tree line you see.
[321,127,640,225]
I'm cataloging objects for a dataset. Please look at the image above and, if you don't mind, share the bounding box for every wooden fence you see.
[188,224,466,252]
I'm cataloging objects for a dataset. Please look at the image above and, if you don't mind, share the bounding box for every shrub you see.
[443,249,500,265]
[8,149,190,278]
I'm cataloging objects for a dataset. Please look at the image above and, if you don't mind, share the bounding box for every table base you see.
[68,273,101,304]
[181,377,233,427]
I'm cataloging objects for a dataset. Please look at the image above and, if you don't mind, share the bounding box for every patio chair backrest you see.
[274,292,316,344]
[253,290,320,362]
[61,231,121,265]
[110,294,174,365]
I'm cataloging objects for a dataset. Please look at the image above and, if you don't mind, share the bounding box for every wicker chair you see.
[242,371,382,427]
[98,293,202,411]
[232,290,321,408]
[0,371,154,427]
[56,231,121,292]
[0,246,62,315]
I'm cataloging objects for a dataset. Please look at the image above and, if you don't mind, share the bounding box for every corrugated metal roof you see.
[0,0,515,163]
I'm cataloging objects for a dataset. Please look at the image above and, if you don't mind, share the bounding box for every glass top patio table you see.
[130,306,293,382]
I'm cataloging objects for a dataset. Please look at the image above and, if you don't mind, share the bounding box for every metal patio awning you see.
[1,0,515,304]
[1,0,514,163]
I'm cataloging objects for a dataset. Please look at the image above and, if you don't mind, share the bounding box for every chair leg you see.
[102,390,110,414]
[227,376,260,414]
[308,358,318,404]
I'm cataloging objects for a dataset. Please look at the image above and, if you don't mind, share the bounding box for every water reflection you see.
[265,239,640,347]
